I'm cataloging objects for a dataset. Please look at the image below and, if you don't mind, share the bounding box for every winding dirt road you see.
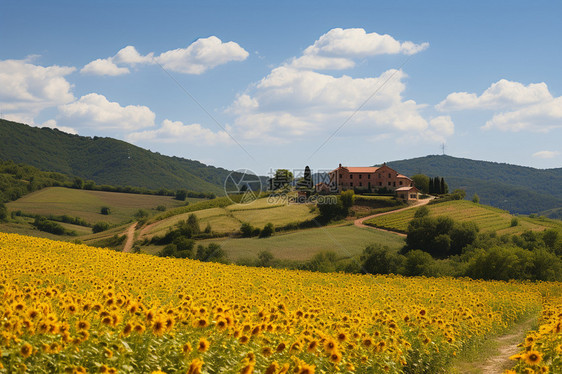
[122,222,137,253]
[353,197,433,237]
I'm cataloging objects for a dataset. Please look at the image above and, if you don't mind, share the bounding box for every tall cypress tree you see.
[440,177,446,194]
[429,178,434,194]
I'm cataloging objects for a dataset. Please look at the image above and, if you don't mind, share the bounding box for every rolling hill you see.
[386,155,562,215]
[0,119,237,194]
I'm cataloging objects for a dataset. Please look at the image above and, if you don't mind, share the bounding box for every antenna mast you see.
[441,143,446,155]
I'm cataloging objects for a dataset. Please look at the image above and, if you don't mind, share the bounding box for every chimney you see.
[339,163,342,168]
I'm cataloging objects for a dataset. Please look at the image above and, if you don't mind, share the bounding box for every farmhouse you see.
[328,163,419,201]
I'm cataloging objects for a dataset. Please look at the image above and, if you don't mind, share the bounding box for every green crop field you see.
[6,187,189,225]
[146,198,318,237]
[364,200,562,234]
[194,224,405,261]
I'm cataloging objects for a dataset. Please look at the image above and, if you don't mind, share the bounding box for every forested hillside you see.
[387,155,562,215]
[0,120,236,194]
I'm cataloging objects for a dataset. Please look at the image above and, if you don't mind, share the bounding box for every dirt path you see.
[454,316,536,374]
[353,197,433,237]
[122,222,137,253]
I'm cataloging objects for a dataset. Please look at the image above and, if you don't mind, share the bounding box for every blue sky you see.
[1,0,561,176]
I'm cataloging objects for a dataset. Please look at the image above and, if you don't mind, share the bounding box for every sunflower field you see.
[0,232,560,373]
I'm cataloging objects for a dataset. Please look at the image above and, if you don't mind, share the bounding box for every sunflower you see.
[297,363,315,374]
[524,350,542,366]
[20,342,33,358]
[152,317,166,336]
[182,342,192,356]
[186,358,203,374]
[324,338,338,354]
[307,340,318,353]
[328,348,342,363]
[264,362,279,374]
[76,320,90,331]
[197,337,210,352]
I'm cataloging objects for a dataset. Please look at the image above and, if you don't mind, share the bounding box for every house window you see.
[350,174,353,179]
[368,174,371,179]
[388,173,391,178]
[379,182,382,186]
[378,173,381,178]
[410,194,417,199]
[339,174,342,179]
[359,174,362,179]
[388,182,391,186]
[359,182,362,187]
[399,181,403,185]
[393,182,396,187]
[350,182,353,187]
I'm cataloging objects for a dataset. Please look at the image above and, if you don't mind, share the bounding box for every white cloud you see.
[155,36,248,74]
[58,93,155,131]
[0,58,75,124]
[437,79,552,111]
[41,119,78,135]
[80,37,248,76]
[113,46,154,65]
[287,28,429,71]
[532,150,560,159]
[483,97,562,132]
[228,66,446,142]
[80,58,130,76]
[127,119,232,145]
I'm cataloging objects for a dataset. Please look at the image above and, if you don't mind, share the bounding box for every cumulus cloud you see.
[224,29,444,144]
[0,58,75,124]
[437,79,552,111]
[80,37,248,76]
[287,28,429,71]
[58,93,155,131]
[155,36,248,74]
[483,97,562,132]
[532,150,560,159]
[227,66,447,142]
[81,58,130,76]
[438,79,562,133]
[127,119,232,145]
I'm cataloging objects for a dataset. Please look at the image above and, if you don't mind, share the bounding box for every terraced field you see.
[364,200,562,234]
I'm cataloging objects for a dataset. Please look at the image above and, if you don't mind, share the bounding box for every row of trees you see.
[411,174,449,195]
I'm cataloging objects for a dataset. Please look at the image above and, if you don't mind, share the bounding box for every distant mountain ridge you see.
[0,119,233,194]
[386,155,562,215]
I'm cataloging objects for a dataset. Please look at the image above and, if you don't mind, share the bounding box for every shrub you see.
[155,205,166,212]
[414,206,429,218]
[511,217,519,227]
[100,207,111,215]
[92,222,111,233]
[360,244,405,275]
[32,217,65,235]
[259,223,274,238]
[0,202,7,222]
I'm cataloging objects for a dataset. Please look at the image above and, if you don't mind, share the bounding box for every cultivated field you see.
[194,224,406,261]
[145,198,318,237]
[6,187,190,225]
[364,200,562,234]
[1,232,560,373]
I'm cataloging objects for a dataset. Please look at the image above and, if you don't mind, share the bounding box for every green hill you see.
[0,119,237,194]
[386,155,562,215]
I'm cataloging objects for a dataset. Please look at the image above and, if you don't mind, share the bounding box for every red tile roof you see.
[341,166,380,173]
[395,186,418,191]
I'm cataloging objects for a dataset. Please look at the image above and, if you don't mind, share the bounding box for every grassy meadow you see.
[194,224,405,261]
